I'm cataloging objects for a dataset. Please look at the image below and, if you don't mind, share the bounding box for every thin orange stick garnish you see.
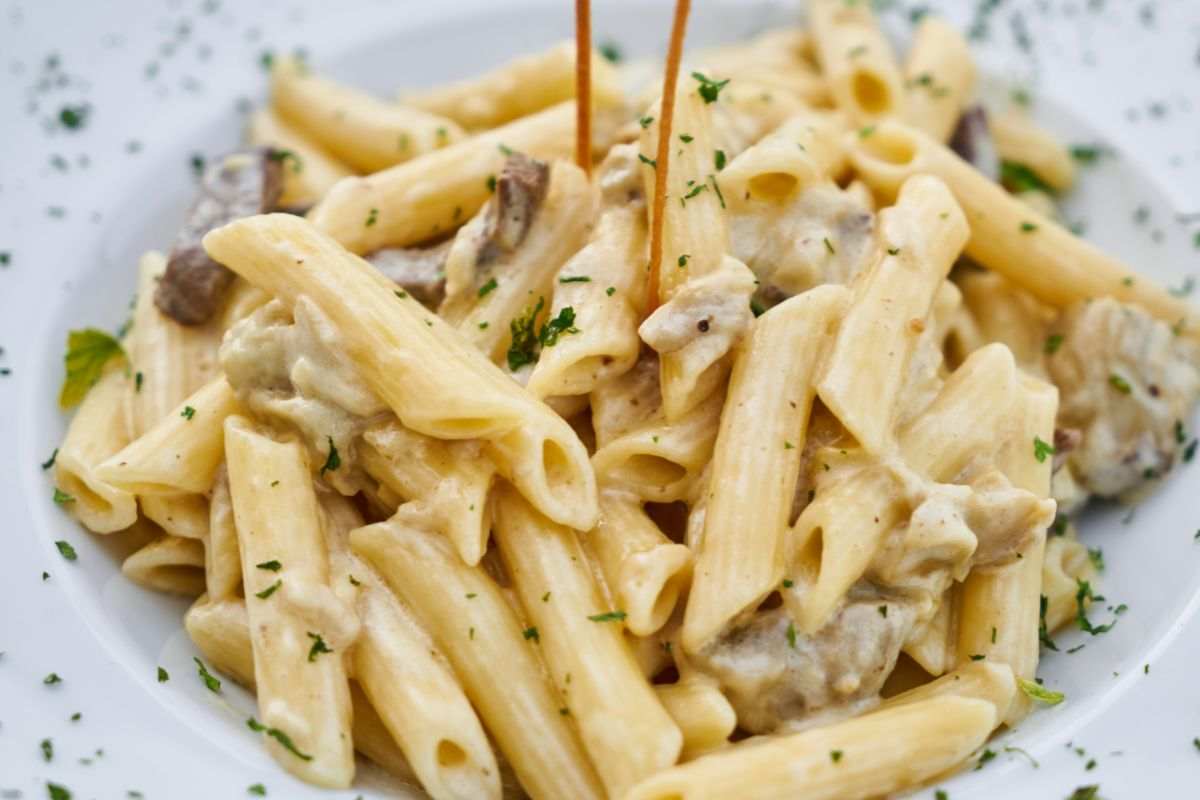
[645,0,692,317]
[574,0,592,177]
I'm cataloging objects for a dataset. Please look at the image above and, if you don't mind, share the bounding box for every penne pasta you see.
[224,416,356,788]
[901,17,975,142]
[203,213,598,531]
[403,42,624,131]
[809,0,905,125]
[684,285,849,652]
[351,517,606,800]
[846,120,1199,331]
[271,56,465,173]
[492,485,683,797]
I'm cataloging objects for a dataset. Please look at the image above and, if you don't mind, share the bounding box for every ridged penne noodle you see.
[54,364,138,534]
[624,694,998,800]
[182,596,423,787]
[809,0,905,125]
[788,344,1019,634]
[247,108,355,208]
[901,17,975,142]
[353,569,501,800]
[403,42,624,131]
[638,79,753,420]
[309,101,610,253]
[439,160,597,362]
[224,416,355,788]
[698,28,829,106]
[902,585,959,677]
[358,419,495,566]
[141,493,210,541]
[203,213,598,531]
[96,377,240,495]
[817,174,969,455]
[955,270,1055,370]
[526,203,648,398]
[271,56,465,173]
[990,110,1076,191]
[121,533,206,596]
[351,517,606,800]
[591,385,724,503]
[881,659,1016,720]
[957,375,1056,724]
[493,485,682,797]
[204,467,243,600]
[846,120,1198,331]
[126,251,224,437]
[655,677,738,760]
[720,108,848,205]
[684,286,849,652]
[585,490,693,637]
[707,79,808,157]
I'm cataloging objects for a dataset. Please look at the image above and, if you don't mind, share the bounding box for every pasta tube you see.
[224,416,355,788]
[493,485,682,797]
[351,517,605,800]
[846,120,1198,331]
[684,285,849,652]
[817,174,969,455]
[203,213,598,531]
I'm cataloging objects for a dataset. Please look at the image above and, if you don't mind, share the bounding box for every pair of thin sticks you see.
[576,0,691,315]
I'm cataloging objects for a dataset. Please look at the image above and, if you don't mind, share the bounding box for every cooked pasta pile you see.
[51,2,1200,798]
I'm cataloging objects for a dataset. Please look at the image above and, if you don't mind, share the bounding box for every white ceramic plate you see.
[2,1,1199,798]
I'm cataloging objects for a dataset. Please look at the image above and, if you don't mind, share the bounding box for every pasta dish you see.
[47,1,1200,798]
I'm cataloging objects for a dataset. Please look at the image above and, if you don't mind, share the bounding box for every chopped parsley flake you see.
[256,560,282,572]
[786,621,797,649]
[41,738,53,762]
[248,785,267,796]
[522,626,540,642]
[599,41,622,63]
[830,749,843,763]
[605,286,616,296]
[42,449,59,470]
[1074,580,1118,635]
[306,632,332,662]
[559,275,591,284]
[1066,787,1099,800]
[44,672,63,685]
[637,153,657,169]
[181,405,196,421]
[193,657,221,693]
[247,717,312,761]
[59,105,90,130]
[1039,595,1058,651]
[1018,677,1064,705]
[478,277,499,297]
[1045,333,1064,354]
[714,149,726,170]
[256,580,282,600]
[1108,373,1132,394]
[157,666,169,683]
[1088,547,1105,572]
[588,610,627,623]
[1001,161,1054,194]
[53,489,75,507]
[59,328,125,408]
[486,175,497,192]
[679,133,693,143]
[365,208,378,227]
[1020,221,1039,233]
[1033,436,1055,463]
[54,540,77,560]
[974,748,996,770]
[678,254,690,268]
[691,72,730,104]
[858,125,876,138]
[47,783,72,800]
[823,237,836,255]
[639,115,654,128]
[320,436,341,476]
[782,579,794,588]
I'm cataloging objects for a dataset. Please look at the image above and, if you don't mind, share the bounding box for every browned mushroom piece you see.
[366,239,453,309]
[154,147,284,324]
[948,105,999,181]
[476,152,550,266]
